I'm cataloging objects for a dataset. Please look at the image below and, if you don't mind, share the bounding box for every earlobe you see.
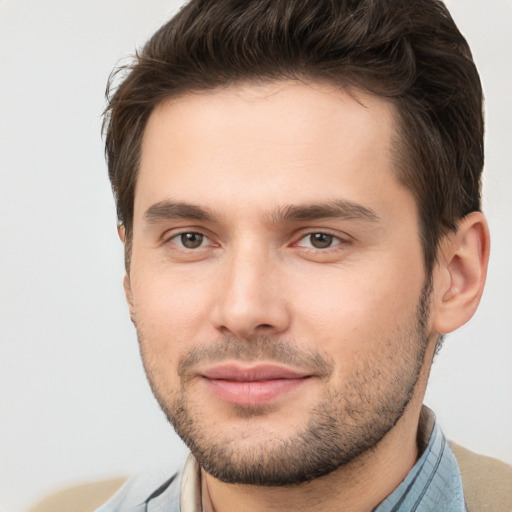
[432,212,490,335]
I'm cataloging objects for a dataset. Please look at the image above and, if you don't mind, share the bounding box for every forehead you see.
[136,80,408,221]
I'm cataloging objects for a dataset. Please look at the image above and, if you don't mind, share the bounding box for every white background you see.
[0,1,510,511]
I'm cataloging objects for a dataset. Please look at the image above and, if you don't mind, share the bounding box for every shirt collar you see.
[178,406,466,512]
[375,407,466,511]
[180,453,202,512]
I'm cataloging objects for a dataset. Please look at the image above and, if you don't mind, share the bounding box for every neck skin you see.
[200,343,436,512]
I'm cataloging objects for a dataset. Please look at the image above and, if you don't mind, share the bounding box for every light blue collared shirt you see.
[96,407,467,512]
[375,407,466,511]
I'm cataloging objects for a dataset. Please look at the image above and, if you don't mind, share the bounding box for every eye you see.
[170,232,209,249]
[296,232,342,249]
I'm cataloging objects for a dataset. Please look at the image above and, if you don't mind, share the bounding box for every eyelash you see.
[167,231,213,250]
[165,230,350,252]
[294,232,347,250]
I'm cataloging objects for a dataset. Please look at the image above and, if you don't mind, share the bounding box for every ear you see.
[118,223,135,321]
[123,273,136,324]
[117,223,126,242]
[432,211,490,334]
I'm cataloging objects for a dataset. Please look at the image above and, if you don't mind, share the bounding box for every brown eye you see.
[309,233,334,249]
[179,232,205,249]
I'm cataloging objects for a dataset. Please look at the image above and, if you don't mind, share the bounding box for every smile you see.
[200,364,312,406]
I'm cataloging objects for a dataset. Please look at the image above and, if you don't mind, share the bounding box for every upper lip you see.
[200,363,311,381]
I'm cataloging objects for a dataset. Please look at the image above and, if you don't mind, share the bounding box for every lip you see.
[199,363,312,406]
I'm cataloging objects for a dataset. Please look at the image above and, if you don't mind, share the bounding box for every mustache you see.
[177,336,334,379]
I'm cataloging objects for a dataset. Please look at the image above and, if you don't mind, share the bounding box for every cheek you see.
[289,256,426,356]
[130,265,215,356]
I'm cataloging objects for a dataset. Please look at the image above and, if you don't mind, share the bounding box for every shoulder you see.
[450,441,512,512]
[27,477,128,512]
[28,462,185,512]
[94,467,182,511]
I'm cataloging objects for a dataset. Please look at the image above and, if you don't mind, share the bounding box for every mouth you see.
[199,363,313,407]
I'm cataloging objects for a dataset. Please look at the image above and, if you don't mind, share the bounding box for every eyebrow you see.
[144,199,380,225]
[144,200,218,224]
[270,200,380,224]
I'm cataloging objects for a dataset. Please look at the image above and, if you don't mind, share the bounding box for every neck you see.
[201,402,423,512]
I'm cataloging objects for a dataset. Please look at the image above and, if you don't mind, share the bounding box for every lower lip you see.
[203,377,310,406]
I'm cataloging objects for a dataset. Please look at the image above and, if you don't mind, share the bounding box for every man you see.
[95,0,510,510]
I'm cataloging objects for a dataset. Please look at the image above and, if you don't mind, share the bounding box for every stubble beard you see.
[137,280,432,486]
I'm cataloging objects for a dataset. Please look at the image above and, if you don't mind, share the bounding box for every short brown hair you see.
[104,0,483,272]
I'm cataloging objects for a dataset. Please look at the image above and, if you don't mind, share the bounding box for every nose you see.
[211,243,291,340]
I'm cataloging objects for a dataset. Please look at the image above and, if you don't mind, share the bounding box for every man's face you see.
[126,81,436,485]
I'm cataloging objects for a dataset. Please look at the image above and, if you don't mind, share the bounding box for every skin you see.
[122,81,489,512]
